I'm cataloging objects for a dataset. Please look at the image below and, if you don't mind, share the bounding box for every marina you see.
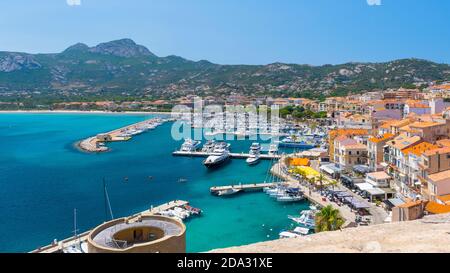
[172,151,281,160]
[78,117,170,152]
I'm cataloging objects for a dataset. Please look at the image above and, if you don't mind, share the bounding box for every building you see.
[87,215,186,253]
[392,200,426,222]
[367,133,395,171]
[334,137,368,171]
[407,121,450,143]
[328,129,369,161]
[426,170,450,202]
[335,112,373,130]
[366,171,391,188]
[404,102,431,116]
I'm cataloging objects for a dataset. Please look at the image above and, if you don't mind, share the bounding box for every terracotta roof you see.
[329,129,369,138]
[437,194,450,204]
[409,121,442,128]
[402,142,439,157]
[387,135,422,150]
[424,147,450,157]
[343,143,367,150]
[427,170,450,184]
[408,103,430,109]
[390,119,412,128]
[397,200,424,208]
[368,133,394,143]
[437,139,450,148]
[425,201,450,214]
[367,172,391,180]
[380,120,399,129]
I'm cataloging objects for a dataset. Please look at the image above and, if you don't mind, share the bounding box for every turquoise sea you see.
[0,113,309,253]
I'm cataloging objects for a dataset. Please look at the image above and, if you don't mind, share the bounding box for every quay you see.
[31,200,189,253]
[78,117,168,152]
[210,183,278,195]
[172,151,281,160]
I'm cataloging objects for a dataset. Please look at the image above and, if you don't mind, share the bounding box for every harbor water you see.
[0,113,309,252]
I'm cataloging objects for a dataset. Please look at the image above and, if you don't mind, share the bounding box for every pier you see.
[31,200,189,253]
[78,117,168,152]
[210,183,278,195]
[172,151,282,160]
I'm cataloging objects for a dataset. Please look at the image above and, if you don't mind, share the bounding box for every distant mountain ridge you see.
[0,39,449,100]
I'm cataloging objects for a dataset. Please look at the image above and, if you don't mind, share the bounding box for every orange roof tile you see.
[424,147,450,157]
[409,121,442,128]
[368,133,395,143]
[427,170,450,184]
[402,142,439,157]
[289,158,310,166]
[425,201,450,214]
[397,200,424,208]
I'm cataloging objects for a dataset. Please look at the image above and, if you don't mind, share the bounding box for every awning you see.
[335,191,352,198]
[344,196,371,209]
[366,187,386,196]
[384,198,405,208]
[356,182,374,191]
[320,164,341,175]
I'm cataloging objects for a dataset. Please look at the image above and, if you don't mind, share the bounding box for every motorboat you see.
[268,144,279,156]
[203,148,230,168]
[289,210,317,228]
[180,139,202,152]
[249,143,261,154]
[279,227,310,239]
[278,136,316,149]
[201,140,216,152]
[277,195,304,202]
[216,188,241,196]
[246,154,260,165]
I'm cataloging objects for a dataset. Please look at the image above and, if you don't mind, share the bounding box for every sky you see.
[0,0,449,65]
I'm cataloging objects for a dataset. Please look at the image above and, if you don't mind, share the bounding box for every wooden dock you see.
[173,151,281,160]
[210,183,277,195]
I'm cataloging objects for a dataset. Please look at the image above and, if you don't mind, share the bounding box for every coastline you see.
[0,110,172,116]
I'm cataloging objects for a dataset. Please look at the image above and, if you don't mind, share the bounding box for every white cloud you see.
[67,0,81,6]
[367,0,381,6]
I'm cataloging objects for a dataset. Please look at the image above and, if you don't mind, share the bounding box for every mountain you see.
[0,39,449,102]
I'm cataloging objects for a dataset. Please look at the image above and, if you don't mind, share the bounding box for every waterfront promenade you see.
[270,158,388,226]
[270,162,356,225]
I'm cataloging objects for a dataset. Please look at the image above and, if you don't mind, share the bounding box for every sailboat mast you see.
[103,178,114,221]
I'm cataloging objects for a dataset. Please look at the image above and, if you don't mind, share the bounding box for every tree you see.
[315,205,344,233]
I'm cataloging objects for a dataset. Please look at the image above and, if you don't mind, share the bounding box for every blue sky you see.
[0,0,449,65]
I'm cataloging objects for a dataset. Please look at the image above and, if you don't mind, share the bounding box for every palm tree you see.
[317,173,324,189]
[315,205,344,233]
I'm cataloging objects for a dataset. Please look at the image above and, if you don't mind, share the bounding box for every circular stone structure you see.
[87,215,186,253]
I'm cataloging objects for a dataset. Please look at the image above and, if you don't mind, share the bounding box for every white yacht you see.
[268,144,279,156]
[217,188,241,196]
[288,210,316,228]
[180,139,202,152]
[279,227,310,239]
[201,140,216,152]
[203,148,230,168]
[246,154,260,165]
[249,142,261,155]
[277,193,304,202]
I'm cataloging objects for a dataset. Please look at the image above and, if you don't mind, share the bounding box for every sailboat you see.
[63,208,88,253]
